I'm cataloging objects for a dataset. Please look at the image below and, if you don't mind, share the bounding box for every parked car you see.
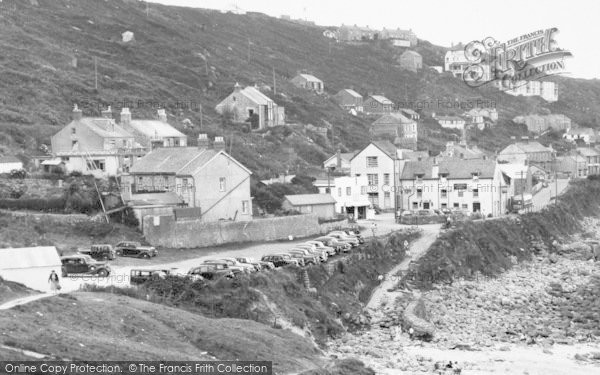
[295,244,328,261]
[218,258,257,273]
[78,244,116,261]
[314,236,350,253]
[236,257,274,271]
[203,259,248,273]
[61,255,111,277]
[342,230,364,243]
[288,249,319,265]
[115,241,158,258]
[305,240,336,256]
[261,254,299,267]
[188,264,236,280]
[283,251,310,266]
[129,269,172,285]
[327,232,359,247]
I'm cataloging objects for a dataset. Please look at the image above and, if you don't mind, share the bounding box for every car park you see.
[261,254,299,267]
[294,244,328,262]
[61,255,111,277]
[314,236,349,253]
[342,230,364,243]
[288,249,319,265]
[327,232,359,247]
[78,244,116,261]
[115,241,158,258]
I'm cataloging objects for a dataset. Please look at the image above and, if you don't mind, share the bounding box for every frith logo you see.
[462,28,572,88]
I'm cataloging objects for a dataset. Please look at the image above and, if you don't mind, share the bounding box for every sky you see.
[149,0,600,80]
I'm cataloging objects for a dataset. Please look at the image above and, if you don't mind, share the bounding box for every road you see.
[366,223,441,316]
[531,178,570,212]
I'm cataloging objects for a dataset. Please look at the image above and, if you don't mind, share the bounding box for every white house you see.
[563,127,597,144]
[350,140,399,210]
[0,246,62,292]
[331,175,374,220]
[398,159,507,217]
[0,156,23,173]
[435,115,466,130]
[494,80,558,102]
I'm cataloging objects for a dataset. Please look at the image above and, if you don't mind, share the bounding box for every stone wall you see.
[143,214,344,248]
[0,209,99,224]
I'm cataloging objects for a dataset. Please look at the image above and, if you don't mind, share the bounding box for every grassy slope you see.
[0,277,36,305]
[405,178,600,287]
[1,0,599,176]
[0,292,323,372]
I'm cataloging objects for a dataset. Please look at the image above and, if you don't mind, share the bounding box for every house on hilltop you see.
[123,134,252,223]
[290,73,324,93]
[398,50,422,72]
[215,83,285,130]
[50,105,144,178]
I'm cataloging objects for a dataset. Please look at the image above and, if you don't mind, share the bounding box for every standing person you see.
[48,270,61,294]
[371,222,377,237]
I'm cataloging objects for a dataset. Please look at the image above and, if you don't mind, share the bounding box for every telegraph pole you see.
[272,67,276,95]
[94,56,98,90]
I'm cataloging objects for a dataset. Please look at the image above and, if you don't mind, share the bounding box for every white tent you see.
[0,247,62,292]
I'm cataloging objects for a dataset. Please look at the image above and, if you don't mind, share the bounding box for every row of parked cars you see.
[130,230,365,284]
[60,241,158,277]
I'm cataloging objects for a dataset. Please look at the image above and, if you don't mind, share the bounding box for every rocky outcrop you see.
[402,298,435,340]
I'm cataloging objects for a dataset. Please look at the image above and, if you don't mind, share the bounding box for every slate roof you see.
[514,142,553,153]
[240,86,273,106]
[577,148,600,157]
[128,120,185,138]
[284,194,336,206]
[373,112,415,125]
[401,50,421,58]
[371,140,398,158]
[128,192,183,206]
[340,89,362,98]
[369,95,393,105]
[400,159,496,180]
[76,118,133,138]
[297,74,323,83]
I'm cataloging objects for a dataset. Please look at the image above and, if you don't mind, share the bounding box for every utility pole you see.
[247,39,251,62]
[94,56,98,90]
[272,67,276,95]
[199,105,203,129]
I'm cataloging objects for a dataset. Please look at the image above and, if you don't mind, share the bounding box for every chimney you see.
[214,136,226,151]
[234,82,242,93]
[197,133,209,149]
[336,149,342,169]
[157,109,167,123]
[432,165,439,178]
[72,104,82,121]
[120,107,131,127]
[101,106,112,119]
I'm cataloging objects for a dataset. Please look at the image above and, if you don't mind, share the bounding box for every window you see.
[453,203,459,208]
[473,189,479,197]
[458,190,464,197]
[71,127,76,135]
[175,139,180,146]
[361,186,367,194]
[182,178,188,191]
[383,173,390,185]
[412,202,418,209]
[462,204,468,209]
[109,140,116,148]
[441,203,448,209]
[367,174,379,186]
[338,187,342,197]
[423,202,430,209]
[242,200,249,214]
[366,156,378,168]
[122,140,127,147]
[346,187,351,196]
[219,177,226,192]
[441,189,447,198]
[417,188,422,198]
[384,192,390,198]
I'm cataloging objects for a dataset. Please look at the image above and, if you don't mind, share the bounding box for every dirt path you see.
[0,293,53,310]
[365,223,441,314]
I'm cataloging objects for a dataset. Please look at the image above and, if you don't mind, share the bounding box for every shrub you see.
[0,197,65,212]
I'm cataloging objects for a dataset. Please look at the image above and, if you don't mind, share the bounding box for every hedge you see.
[0,197,66,212]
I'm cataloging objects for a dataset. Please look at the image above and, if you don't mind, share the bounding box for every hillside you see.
[1,0,600,176]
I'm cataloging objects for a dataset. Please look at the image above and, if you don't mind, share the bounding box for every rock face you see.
[402,299,435,340]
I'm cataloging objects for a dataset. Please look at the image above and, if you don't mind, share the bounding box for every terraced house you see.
[398,159,507,216]
[123,134,252,223]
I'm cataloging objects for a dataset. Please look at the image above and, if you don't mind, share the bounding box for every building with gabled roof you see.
[364,95,394,114]
[398,50,422,72]
[50,105,144,178]
[0,155,23,174]
[564,127,597,144]
[290,73,324,93]
[333,89,363,112]
[119,108,187,149]
[498,141,555,170]
[282,194,336,219]
[215,83,285,130]
[123,134,252,223]
[398,158,506,216]
[370,112,418,148]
